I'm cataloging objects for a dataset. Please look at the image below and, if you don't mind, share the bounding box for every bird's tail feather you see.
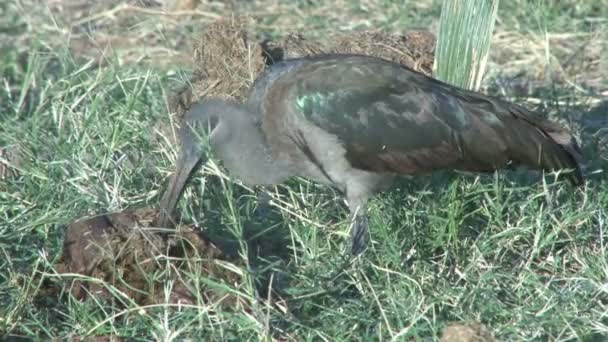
[503,105,584,186]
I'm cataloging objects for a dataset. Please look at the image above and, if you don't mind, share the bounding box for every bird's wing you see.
[275,55,499,174]
[271,55,582,182]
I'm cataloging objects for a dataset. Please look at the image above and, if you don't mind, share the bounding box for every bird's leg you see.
[344,173,393,256]
[350,213,369,256]
[346,191,370,256]
[320,194,369,283]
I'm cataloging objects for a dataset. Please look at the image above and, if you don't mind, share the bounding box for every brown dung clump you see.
[168,17,436,120]
[191,17,266,102]
[261,30,435,74]
[45,208,247,308]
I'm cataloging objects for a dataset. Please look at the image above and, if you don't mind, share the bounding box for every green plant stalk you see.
[434,0,500,91]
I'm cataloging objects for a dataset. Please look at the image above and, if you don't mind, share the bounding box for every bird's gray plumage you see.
[158,54,584,255]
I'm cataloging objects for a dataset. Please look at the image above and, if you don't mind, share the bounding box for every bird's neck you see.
[212,111,290,186]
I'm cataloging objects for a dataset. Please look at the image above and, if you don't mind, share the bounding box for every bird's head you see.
[157,98,240,227]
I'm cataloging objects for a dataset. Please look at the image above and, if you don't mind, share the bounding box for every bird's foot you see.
[350,214,369,256]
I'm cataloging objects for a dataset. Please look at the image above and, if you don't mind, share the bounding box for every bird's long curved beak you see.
[155,100,218,228]
[157,151,206,227]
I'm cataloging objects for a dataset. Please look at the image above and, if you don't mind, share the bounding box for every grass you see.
[1,0,607,340]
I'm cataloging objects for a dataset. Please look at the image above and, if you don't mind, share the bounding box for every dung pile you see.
[191,17,266,102]
[167,17,436,120]
[261,30,435,74]
[45,208,247,308]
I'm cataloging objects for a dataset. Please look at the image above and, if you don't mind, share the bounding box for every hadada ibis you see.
[157,54,583,255]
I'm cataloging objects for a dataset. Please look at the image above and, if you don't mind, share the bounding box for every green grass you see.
[1,0,607,341]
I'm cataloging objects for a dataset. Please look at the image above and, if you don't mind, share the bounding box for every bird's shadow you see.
[185,174,368,323]
[187,177,294,300]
